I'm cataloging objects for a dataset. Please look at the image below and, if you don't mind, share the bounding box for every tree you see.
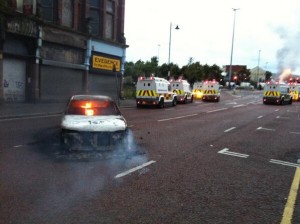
[265,71,272,81]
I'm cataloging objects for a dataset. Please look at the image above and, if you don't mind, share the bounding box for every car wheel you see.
[158,99,164,108]
[184,97,188,104]
[172,97,177,106]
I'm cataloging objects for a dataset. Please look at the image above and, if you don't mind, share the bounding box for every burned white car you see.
[61,95,128,151]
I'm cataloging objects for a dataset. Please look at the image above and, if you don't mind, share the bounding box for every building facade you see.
[0,0,127,103]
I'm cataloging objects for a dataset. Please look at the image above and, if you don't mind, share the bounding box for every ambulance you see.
[288,82,300,101]
[192,82,204,99]
[201,80,220,102]
[170,78,193,103]
[263,81,292,105]
[136,75,177,108]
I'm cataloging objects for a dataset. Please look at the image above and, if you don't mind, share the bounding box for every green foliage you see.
[265,71,272,81]
[124,57,224,85]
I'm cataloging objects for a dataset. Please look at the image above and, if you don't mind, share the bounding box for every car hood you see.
[61,115,127,132]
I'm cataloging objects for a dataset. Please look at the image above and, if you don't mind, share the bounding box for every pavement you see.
[0,98,137,120]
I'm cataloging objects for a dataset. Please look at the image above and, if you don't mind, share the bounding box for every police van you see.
[192,82,204,99]
[170,78,193,103]
[263,81,292,105]
[202,80,220,102]
[136,75,177,108]
[289,83,300,101]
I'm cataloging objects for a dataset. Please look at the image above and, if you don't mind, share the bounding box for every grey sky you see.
[125,0,300,75]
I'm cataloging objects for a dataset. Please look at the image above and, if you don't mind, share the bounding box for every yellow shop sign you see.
[92,55,121,71]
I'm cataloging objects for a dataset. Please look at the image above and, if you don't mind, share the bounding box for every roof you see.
[70,95,113,101]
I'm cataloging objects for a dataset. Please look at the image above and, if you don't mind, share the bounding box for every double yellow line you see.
[281,167,300,224]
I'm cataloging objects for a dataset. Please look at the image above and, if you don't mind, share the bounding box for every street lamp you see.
[257,49,261,82]
[228,8,239,88]
[168,22,179,65]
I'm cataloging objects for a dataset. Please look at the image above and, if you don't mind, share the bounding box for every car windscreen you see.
[66,100,120,116]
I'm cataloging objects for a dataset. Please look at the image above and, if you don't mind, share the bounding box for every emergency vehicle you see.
[136,75,177,108]
[201,80,220,102]
[288,83,300,101]
[192,82,204,99]
[170,78,193,103]
[263,81,292,105]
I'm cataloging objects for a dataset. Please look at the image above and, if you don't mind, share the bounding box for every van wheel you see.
[190,96,194,103]
[289,98,293,104]
[184,97,188,104]
[172,97,177,106]
[159,99,164,108]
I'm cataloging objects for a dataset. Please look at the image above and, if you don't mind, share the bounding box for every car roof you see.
[70,95,114,102]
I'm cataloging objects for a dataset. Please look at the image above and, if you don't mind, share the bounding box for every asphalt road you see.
[0,90,299,224]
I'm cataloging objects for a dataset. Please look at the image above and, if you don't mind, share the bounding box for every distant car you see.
[61,95,128,151]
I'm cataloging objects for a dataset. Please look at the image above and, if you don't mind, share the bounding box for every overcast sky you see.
[124,0,300,75]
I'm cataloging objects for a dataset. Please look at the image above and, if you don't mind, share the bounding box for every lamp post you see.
[257,49,261,82]
[228,8,239,88]
[168,22,179,76]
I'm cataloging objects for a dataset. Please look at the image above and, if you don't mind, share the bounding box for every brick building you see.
[0,0,127,103]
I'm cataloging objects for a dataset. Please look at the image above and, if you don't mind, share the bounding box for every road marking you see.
[226,102,237,105]
[218,148,249,158]
[275,109,280,112]
[128,125,134,128]
[276,116,290,119]
[13,145,24,148]
[207,108,227,113]
[257,115,263,119]
[257,127,275,131]
[233,104,246,108]
[280,167,300,224]
[114,160,156,179]
[224,127,236,133]
[270,159,300,168]
[290,132,300,135]
[157,114,198,122]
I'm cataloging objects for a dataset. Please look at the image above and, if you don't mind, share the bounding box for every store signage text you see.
[6,18,38,37]
[92,55,120,72]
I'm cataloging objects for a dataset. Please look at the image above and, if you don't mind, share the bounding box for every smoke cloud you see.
[276,26,300,80]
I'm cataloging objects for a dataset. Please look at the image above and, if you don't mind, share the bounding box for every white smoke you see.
[279,68,292,83]
[276,27,300,80]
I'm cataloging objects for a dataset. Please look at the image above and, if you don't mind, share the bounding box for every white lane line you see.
[276,116,290,119]
[207,108,228,113]
[115,160,156,179]
[13,145,24,148]
[257,115,263,119]
[233,104,246,108]
[257,127,275,131]
[226,102,237,105]
[128,125,134,128]
[218,148,249,158]
[224,127,236,133]
[158,114,198,122]
[275,109,280,112]
[270,159,300,168]
[290,132,300,135]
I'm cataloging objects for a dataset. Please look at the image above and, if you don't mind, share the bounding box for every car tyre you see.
[159,98,164,108]
[172,97,177,106]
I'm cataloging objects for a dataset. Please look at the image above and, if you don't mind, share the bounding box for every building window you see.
[89,0,101,36]
[61,0,73,28]
[40,0,58,22]
[105,0,114,39]
[9,0,37,15]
